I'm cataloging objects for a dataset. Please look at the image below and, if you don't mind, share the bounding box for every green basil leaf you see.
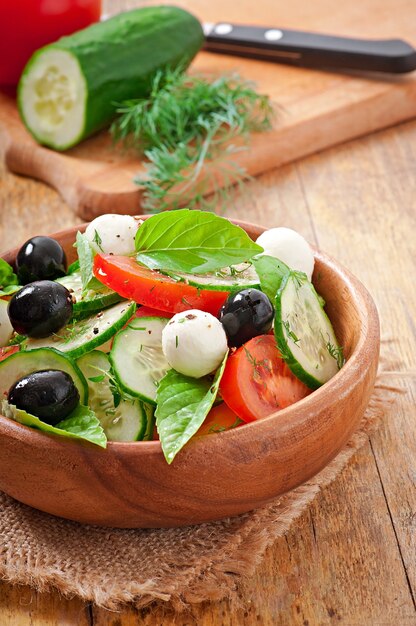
[67,259,80,275]
[252,255,290,302]
[75,232,102,295]
[0,258,18,290]
[155,352,228,464]
[7,333,26,346]
[2,400,107,448]
[0,284,21,297]
[135,209,263,274]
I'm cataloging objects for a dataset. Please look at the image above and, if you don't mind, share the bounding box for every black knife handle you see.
[204,23,416,73]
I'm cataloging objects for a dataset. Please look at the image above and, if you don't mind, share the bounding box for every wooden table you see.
[0,109,415,626]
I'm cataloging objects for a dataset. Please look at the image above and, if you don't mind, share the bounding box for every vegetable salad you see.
[0,210,343,463]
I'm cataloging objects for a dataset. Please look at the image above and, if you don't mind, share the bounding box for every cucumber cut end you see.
[18,48,86,150]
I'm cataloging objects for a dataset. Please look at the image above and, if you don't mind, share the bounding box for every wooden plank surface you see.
[1,0,416,218]
[0,115,415,623]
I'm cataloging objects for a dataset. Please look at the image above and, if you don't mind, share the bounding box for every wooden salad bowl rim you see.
[0,218,381,528]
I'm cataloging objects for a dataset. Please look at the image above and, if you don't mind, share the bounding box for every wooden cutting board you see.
[1,0,415,220]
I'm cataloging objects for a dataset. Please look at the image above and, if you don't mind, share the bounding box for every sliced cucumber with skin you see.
[110,316,169,404]
[23,301,136,359]
[18,6,203,150]
[104,400,147,442]
[56,270,123,316]
[77,350,147,442]
[160,262,260,292]
[0,347,88,404]
[274,272,342,390]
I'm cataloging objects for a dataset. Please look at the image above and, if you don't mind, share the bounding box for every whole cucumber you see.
[18,6,204,150]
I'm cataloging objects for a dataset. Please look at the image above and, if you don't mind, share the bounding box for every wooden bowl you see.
[0,221,380,528]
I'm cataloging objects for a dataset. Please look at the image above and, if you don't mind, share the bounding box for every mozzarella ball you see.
[85,214,141,256]
[256,227,314,280]
[162,310,228,378]
[0,299,13,347]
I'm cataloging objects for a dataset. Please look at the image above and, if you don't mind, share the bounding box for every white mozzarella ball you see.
[85,214,141,256]
[0,300,13,347]
[162,309,228,378]
[256,227,315,280]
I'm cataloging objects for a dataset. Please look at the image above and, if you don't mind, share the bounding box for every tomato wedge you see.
[94,255,229,316]
[0,346,19,362]
[220,335,311,422]
[196,403,242,436]
[152,403,241,440]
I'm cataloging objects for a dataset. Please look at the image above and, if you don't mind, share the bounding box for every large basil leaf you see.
[252,255,290,302]
[155,353,228,463]
[2,400,107,448]
[135,209,263,274]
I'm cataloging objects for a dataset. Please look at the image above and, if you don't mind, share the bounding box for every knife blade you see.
[203,22,416,74]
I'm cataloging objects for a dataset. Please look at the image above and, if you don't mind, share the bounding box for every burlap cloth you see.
[0,351,408,612]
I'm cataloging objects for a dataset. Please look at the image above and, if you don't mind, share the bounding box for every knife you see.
[203,22,416,74]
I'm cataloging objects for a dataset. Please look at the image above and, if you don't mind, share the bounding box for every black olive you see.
[8,370,80,425]
[219,288,274,347]
[16,236,66,284]
[8,281,73,338]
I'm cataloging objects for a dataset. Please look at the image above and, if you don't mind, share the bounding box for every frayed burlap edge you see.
[0,352,411,612]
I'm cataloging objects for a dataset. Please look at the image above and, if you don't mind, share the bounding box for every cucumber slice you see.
[104,400,147,443]
[23,301,136,359]
[160,263,260,292]
[77,351,147,442]
[18,7,203,150]
[110,316,169,404]
[274,272,342,389]
[0,347,88,404]
[57,270,122,316]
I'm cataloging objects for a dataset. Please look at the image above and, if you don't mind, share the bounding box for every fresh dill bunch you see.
[111,66,274,212]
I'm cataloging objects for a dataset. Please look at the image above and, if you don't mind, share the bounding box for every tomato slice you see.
[196,403,242,436]
[0,346,19,362]
[94,255,229,316]
[220,335,311,422]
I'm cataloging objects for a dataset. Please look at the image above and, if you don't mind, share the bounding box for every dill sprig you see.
[326,341,345,370]
[111,67,274,212]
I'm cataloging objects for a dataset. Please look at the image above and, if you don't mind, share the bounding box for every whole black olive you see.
[219,288,274,347]
[8,370,80,425]
[8,281,73,338]
[16,236,66,284]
